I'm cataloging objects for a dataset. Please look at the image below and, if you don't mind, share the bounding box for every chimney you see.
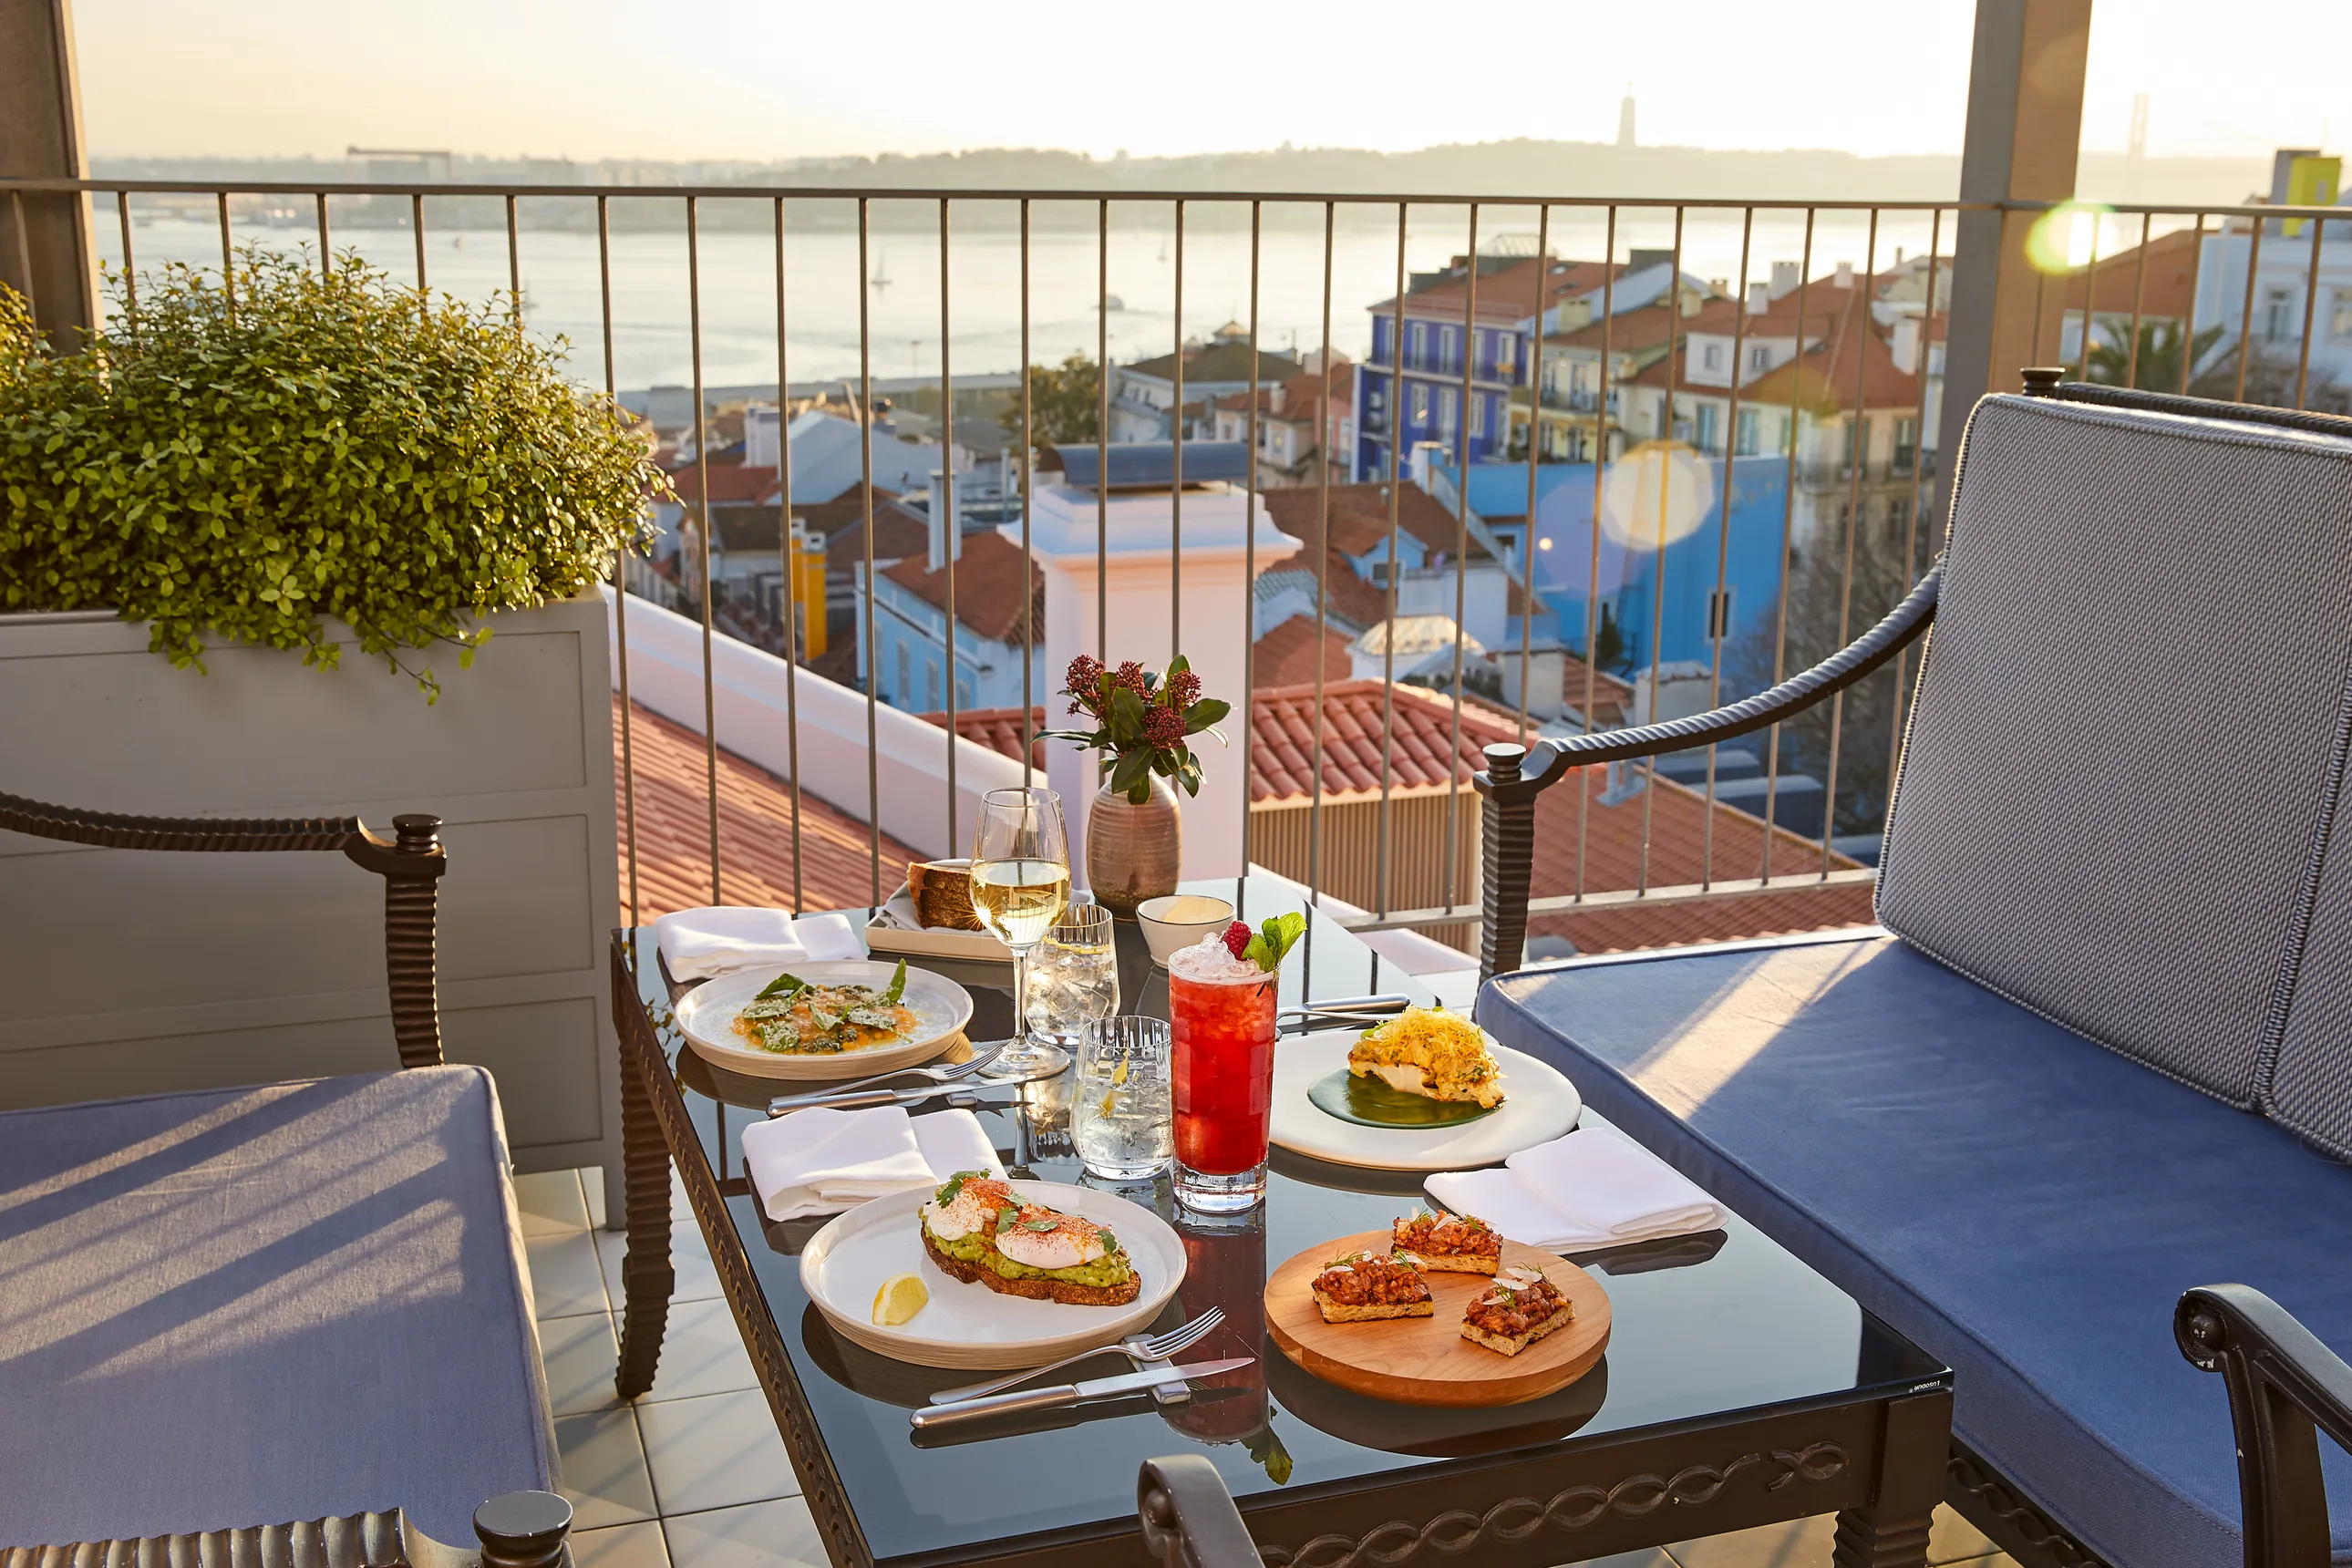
[1892,315,1920,376]
[925,469,961,573]
[1833,262,1855,290]
[1408,440,1444,493]
[1747,281,1770,315]
[1270,381,1286,415]
[1770,261,1802,299]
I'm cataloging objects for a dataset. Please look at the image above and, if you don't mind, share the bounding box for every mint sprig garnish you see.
[1243,912,1305,974]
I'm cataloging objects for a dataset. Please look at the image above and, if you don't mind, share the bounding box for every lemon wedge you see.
[872,1272,928,1326]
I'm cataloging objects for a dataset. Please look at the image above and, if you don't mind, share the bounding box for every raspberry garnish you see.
[1222,921,1253,960]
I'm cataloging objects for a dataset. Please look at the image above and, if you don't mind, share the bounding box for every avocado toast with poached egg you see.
[918,1171,1140,1306]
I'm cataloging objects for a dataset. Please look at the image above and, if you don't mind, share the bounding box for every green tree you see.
[1003,353,1100,446]
[2086,318,2347,412]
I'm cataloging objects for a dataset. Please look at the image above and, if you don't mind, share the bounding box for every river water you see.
[94,206,1926,395]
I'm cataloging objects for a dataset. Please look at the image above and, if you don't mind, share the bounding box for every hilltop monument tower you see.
[1617,87,1636,150]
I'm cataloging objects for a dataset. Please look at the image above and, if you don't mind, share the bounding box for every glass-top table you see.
[608,877,1952,1568]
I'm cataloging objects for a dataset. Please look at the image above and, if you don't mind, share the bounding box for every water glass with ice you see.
[1070,1016,1172,1181]
[1025,903,1119,1048]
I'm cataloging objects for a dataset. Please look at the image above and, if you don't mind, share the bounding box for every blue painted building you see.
[1354,252,1542,482]
[1444,456,1792,693]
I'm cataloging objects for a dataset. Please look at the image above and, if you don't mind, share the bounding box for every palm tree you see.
[2084,320,2228,394]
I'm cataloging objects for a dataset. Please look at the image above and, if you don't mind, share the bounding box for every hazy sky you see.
[70,0,2347,164]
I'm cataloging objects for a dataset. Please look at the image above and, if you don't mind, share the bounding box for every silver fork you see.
[767,1040,1007,1115]
[925,1308,1227,1405]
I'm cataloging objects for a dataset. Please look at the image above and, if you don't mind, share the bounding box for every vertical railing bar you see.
[2075,211,2100,382]
[2033,270,2049,364]
[2179,213,2207,396]
[775,195,806,914]
[1700,206,1756,891]
[1634,204,1685,897]
[1759,209,1814,885]
[1019,199,1035,787]
[940,197,957,856]
[115,191,138,335]
[602,195,642,928]
[1307,201,1335,909]
[2293,218,2324,411]
[315,191,330,277]
[2234,215,2264,404]
[859,198,882,905]
[1240,200,1263,892]
[1097,200,1109,665]
[1443,203,1480,915]
[1573,205,1618,903]
[1819,208,1879,880]
[1513,202,1551,744]
[506,193,521,320]
[1171,199,1185,664]
[2125,210,2151,386]
[1376,201,1408,919]
[6,191,30,316]
[1881,205,1943,829]
[411,192,427,294]
[217,191,234,315]
[686,195,721,904]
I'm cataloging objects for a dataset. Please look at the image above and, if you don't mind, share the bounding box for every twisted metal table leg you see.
[613,947,675,1401]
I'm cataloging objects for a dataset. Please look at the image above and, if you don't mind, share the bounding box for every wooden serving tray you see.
[1264,1231,1611,1408]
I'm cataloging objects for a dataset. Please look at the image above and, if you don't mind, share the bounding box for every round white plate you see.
[799,1181,1187,1369]
[1269,1030,1582,1171]
[674,961,974,1082]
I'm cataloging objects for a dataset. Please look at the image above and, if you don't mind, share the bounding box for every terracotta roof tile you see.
[613,696,920,922]
[669,461,782,506]
[1250,614,1355,690]
[879,529,1045,644]
[1261,481,1480,562]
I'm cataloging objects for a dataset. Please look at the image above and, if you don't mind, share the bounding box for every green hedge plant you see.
[0,249,662,698]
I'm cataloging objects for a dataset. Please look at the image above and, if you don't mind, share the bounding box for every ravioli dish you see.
[732,962,916,1055]
[1346,1007,1506,1108]
[918,1172,1140,1306]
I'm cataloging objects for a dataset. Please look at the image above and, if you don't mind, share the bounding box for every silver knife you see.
[908,1357,1254,1429]
[767,1080,980,1115]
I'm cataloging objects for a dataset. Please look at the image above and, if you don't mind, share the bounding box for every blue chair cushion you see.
[0,1067,556,1548]
[1480,933,2352,1568]
[1877,394,2352,1108]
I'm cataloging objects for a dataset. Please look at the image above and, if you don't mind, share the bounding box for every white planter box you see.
[0,593,624,1214]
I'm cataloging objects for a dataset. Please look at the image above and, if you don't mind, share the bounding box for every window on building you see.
[1736,407,1759,457]
[926,658,941,711]
[1439,387,1459,437]
[1439,327,1459,372]
[1889,496,1913,534]
[895,642,910,705]
[2265,287,2297,343]
[1703,343,1724,371]
[1410,381,1429,421]
[1495,334,1516,372]
[1749,345,1771,373]
[2331,291,2352,343]
[1695,403,1720,452]
[1470,394,1486,438]
[1841,417,1862,473]
[1893,417,1919,474]
[955,675,974,708]
[1409,322,1428,365]
[1707,587,1736,642]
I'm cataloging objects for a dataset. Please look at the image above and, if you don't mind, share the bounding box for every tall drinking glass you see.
[1167,939,1280,1212]
[969,787,1071,1079]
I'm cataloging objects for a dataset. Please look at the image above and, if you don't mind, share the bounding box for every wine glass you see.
[969,786,1072,1079]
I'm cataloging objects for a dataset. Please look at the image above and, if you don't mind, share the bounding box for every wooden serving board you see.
[1264,1231,1611,1408]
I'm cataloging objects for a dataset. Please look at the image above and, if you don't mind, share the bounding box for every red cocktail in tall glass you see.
[1168,937,1280,1212]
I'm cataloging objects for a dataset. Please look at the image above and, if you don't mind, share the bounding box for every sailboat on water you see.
[871,248,892,294]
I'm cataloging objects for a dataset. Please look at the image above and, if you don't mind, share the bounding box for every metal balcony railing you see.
[5,172,2344,958]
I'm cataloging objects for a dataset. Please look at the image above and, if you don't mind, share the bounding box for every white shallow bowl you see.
[799,1181,1187,1369]
[1136,893,1234,965]
[1269,1029,1583,1172]
[673,960,974,1082]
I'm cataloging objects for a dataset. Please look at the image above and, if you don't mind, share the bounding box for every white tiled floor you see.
[518,1167,2019,1568]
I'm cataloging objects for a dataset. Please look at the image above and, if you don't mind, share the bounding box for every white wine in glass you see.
[970,787,1071,1078]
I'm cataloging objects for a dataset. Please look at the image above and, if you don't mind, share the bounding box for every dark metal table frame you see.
[607,914,1955,1568]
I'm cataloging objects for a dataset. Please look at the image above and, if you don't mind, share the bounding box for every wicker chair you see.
[0,793,571,1564]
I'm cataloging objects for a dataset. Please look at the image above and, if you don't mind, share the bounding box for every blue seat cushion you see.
[0,1068,556,1548]
[1480,933,2352,1568]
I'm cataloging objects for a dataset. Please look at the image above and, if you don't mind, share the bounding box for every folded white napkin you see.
[740,1106,1005,1222]
[653,905,864,981]
[1424,1128,1724,1253]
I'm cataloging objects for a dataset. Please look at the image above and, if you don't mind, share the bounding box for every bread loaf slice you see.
[907,860,983,930]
